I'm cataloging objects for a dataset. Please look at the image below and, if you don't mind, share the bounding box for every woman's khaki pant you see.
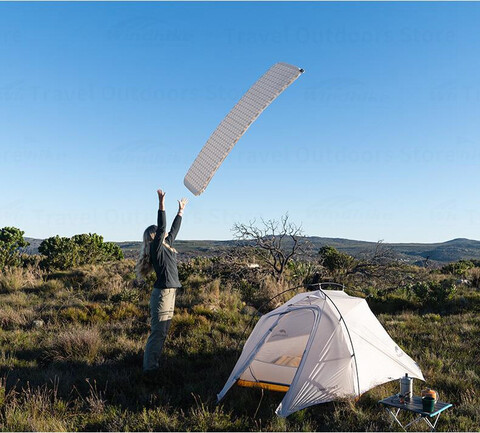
[143,288,176,372]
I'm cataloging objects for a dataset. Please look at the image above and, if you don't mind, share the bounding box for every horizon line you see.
[24,235,480,245]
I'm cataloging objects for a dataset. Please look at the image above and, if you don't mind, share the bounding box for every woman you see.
[136,188,188,374]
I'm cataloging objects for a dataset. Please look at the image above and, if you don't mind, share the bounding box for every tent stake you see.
[254,388,264,418]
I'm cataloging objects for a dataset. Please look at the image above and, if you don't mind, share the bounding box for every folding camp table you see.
[379,395,452,432]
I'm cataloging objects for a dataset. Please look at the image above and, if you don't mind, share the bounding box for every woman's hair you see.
[135,225,157,281]
[135,224,178,281]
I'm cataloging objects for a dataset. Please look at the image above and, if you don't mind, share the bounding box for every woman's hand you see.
[157,189,166,201]
[178,198,188,215]
[157,189,166,210]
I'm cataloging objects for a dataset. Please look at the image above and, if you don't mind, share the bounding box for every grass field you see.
[0,256,479,431]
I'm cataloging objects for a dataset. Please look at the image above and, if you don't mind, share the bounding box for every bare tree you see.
[232,214,307,281]
[355,240,398,270]
[350,240,417,291]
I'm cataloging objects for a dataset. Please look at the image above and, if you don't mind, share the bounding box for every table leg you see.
[404,415,423,430]
[423,413,441,432]
[385,411,443,433]
[385,408,406,432]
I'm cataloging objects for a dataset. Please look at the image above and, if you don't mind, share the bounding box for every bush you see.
[59,303,108,324]
[441,260,475,277]
[110,287,139,304]
[255,275,291,309]
[38,236,78,270]
[20,253,42,268]
[319,246,355,273]
[178,257,211,281]
[467,267,480,288]
[0,227,29,270]
[72,234,123,263]
[172,311,197,333]
[238,279,257,304]
[40,279,65,294]
[39,233,124,270]
[409,279,457,306]
[60,307,89,323]
[110,302,141,320]
[287,260,319,284]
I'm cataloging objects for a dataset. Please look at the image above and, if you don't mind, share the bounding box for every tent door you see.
[238,308,316,390]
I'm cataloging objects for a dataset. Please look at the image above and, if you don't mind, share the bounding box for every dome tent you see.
[217,288,424,417]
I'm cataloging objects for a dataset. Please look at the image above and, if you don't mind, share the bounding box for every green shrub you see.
[20,253,42,268]
[38,236,77,270]
[441,260,475,277]
[185,274,209,291]
[172,311,196,331]
[192,304,216,319]
[0,227,29,270]
[110,302,141,320]
[178,257,211,281]
[39,233,124,270]
[319,246,355,273]
[59,303,108,324]
[110,288,140,304]
[409,279,457,306]
[287,260,318,284]
[60,307,89,323]
[84,303,109,323]
[238,279,256,304]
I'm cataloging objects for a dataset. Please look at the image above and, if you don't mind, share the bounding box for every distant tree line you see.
[0,226,123,271]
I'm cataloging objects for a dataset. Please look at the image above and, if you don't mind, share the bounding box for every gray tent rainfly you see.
[217,289,424,417]
[184,62,304,196]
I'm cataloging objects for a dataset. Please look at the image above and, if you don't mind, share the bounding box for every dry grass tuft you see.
[467,267,480,288]
[0,290,29,307]
[0,381,71,431]
[44,327,102,364]
[40,278,65,293]
[85,379,107,414]
[0,305,35,329]
[258,275,292,309]
[0,267,40,292]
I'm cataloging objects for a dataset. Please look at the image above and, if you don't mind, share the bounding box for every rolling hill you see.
[24,237,480,265]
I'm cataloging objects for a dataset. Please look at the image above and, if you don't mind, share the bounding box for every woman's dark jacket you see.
[150,210,182,289]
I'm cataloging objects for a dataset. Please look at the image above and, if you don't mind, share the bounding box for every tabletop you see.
[379,395,453,418]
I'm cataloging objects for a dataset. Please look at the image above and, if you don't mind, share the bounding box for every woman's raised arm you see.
[166,198,188,245]
[154,189,167,243]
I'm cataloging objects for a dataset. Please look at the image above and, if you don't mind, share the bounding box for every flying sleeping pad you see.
[184,62,304,196]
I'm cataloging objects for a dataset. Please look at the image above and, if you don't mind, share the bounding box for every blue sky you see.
[1,2,479,243]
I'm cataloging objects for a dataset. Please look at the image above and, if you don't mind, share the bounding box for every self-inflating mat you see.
[184,62,304,196]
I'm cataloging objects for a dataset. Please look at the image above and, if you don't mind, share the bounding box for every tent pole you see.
[321,289,361,398]
[307,281,345,291]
